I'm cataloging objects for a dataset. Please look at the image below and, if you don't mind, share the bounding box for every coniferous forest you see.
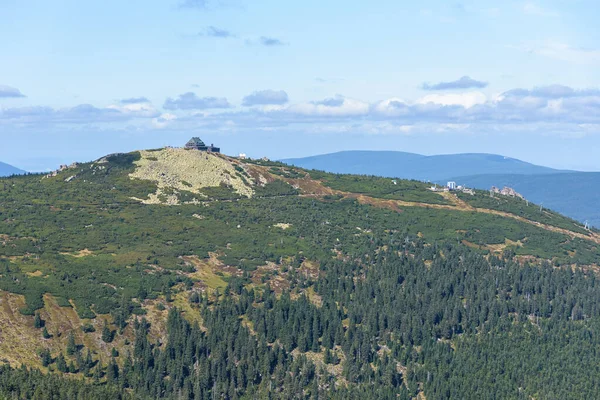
[3,244,600,399]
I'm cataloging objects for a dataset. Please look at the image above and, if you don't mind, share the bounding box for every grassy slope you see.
[450,172,600,227]
[0,149,598,371]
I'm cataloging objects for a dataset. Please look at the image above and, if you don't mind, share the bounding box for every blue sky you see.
[1,0,599,171]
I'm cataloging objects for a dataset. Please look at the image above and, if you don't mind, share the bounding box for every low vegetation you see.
[308,171,450,204]
[457,189,591,235]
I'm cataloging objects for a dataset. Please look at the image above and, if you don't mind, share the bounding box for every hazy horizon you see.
[3,132,600,173]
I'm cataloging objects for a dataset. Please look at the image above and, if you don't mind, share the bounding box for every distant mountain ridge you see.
[282,150,567,182]
[0,161,25,177]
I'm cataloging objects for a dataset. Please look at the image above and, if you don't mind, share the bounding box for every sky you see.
[1,0,599,171]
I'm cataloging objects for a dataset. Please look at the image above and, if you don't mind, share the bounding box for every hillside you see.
[448,172,600,228]
[283,150,600,228]
[282,150,565,181]
[1,148,600,399]
[0,161,25,177]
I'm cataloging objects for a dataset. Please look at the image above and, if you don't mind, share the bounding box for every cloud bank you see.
[422,76,488,90]
[0,85,26,98]
[2,85,598,139]
[120,97,150,104]
[203,26,235,38]
[243,90,289,106]
[163,92,231,110]
[259,37,286,46]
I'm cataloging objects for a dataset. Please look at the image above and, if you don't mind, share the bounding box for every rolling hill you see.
[283,150,600,227]
[1,148,600,399]
[282,150,566,181]
[0,161,25,177]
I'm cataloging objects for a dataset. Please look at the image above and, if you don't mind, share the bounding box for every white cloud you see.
[373,98,409,117]
[164,92,231,110]
[242,90,289,106]
[306,122,414,135]
[493,93,546,109]
[545,99,563,114]
[422,76,488,91]
[287,97,369,117]
[152,113,177,129]
[107,102,160,118]
[0,104,128,124]
[3,85,600,138]
[0,85,26,98]
[416,92,487,108]
[259,104,288,112]
[366,123,414,135]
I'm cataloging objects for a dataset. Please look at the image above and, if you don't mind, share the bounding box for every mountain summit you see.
[0,161,25,177]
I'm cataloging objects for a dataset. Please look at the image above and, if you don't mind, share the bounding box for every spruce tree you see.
[68,361,77,374]
[34,312,43,329]
[106,357,119,383]
[323,348,332,364]
[39,348,52,367]
[93,362,103,382]
[42,327,51,339]
[66,332,77,355]
[83,349,93,376]
[56,353,67,373]
[189,292,200,304]
[102,320,114,343]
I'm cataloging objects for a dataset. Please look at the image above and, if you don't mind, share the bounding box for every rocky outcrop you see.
[129,148,254,204]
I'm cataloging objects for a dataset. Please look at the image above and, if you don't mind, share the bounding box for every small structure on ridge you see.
[184,137,220,153]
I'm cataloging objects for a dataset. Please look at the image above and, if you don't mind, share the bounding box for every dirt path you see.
[290,177,600,245]
[354,194,600,245]
[472,207,600,244]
